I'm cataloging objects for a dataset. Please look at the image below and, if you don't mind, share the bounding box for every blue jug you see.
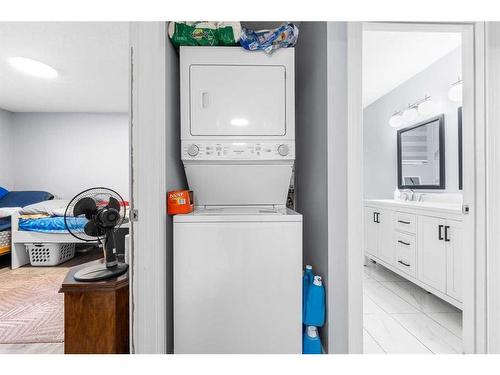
[302,265,314,320]
[304,275,325,327]
[303,326,322,354]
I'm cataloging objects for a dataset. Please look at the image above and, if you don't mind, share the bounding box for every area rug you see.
[0,250,102,344]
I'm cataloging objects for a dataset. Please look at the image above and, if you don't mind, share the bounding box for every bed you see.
[0,190,55,260]
[10,206,129,269]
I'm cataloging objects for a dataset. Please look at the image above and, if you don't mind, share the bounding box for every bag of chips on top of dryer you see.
[216,22,242,46]
[168,21,218,46]
[240,22,299,54]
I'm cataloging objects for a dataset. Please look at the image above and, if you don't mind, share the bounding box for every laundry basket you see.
[25,243,75,266]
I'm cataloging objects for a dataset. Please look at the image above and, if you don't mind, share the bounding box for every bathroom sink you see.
[366,199,462,212]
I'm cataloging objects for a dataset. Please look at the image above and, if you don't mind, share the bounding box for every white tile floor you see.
[363,261,463,354]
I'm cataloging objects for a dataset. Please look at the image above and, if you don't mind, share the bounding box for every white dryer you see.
[174,47,302,353]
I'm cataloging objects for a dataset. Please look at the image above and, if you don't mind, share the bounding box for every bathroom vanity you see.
[364,198,463,309]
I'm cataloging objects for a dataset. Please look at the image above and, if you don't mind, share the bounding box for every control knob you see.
[187,144,199,157]
[278,144,290,157]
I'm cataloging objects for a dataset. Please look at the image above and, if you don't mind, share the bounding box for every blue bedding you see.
[0,190,54,232]
[19,217,87,233]
[0,217,10,232]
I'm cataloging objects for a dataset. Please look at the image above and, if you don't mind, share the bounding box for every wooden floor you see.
[0,343,64,354]
[0,247,102,354]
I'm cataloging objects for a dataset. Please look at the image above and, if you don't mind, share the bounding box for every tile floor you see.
[363,261,463,354]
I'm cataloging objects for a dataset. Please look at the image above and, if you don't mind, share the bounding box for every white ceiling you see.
[0,22,129,112]
[363,31,462,108]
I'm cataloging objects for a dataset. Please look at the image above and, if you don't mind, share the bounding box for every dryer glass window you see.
[189,65,286,136]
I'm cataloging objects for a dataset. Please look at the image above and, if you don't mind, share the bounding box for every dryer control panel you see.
[181,141,295,160]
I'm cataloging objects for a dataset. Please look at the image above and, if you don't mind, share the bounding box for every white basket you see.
[25,243,76,266]
[0,231,11,247]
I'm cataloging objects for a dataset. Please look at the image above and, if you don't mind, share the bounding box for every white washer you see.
[174,47,302,353]
[174,207,302,354]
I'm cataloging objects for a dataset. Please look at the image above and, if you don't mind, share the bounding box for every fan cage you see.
[64,187,127,242]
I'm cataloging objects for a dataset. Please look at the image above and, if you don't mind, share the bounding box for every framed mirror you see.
[397,114,445,189]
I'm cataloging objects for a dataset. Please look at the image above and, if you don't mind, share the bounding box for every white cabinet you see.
[418,216,447,293]
[364,207,378,257]
[364,207,394,263]
[446,220,463,301]
[395,232,416,277]
[364,201,463,307]
[417,216,463,301]
[377,210,394,263]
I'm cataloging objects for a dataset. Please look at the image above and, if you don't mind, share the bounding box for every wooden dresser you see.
[59,259,129,354]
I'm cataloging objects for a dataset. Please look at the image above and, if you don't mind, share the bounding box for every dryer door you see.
[189,65,286,136]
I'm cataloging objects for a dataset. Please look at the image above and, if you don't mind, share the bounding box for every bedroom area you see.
[0,23,129,353]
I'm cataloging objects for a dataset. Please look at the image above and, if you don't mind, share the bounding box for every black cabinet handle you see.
[398,240,410,246]
[373,212,376,223]
[398,220,411,225]
[398,260,411,267]
[376,212,380,223]
[445,225,450,242]
[438,225,444,240]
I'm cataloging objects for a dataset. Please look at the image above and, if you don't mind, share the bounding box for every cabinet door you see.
[418,216,447,293]
[190,65,286,136]
[364,207,379,257]
[446,220,463,302]
[377,209,395,264]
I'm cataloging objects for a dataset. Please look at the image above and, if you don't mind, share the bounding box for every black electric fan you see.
[64,187,129,282]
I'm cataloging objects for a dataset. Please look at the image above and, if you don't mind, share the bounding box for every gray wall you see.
[295,21,330,349]
[363,47,462,199]
[165,35,187,354]
[0,108,13,190]
[11,112,129,199]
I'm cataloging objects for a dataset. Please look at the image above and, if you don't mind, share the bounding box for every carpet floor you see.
[0,249,102,344]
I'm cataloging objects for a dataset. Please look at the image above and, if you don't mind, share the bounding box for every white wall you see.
[363,47,462,199]
[11,112,129,199]
[0,108,14,190]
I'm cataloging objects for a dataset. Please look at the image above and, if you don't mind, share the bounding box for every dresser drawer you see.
[395,232,416,277]
[394,212,417,234]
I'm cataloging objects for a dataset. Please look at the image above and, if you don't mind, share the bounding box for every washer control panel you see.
[182,141,295,160]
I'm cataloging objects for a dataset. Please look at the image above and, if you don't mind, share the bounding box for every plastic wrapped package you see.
[240,22,299,54]
[168,21,241,46]
[216,22,242,45]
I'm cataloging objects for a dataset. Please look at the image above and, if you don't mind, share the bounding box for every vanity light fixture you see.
[388,95,434,128]
[8,57,58,79]
[402,106,418,123]
[448,76,463,103]
[416,95,435,115]
[389,112,403,128]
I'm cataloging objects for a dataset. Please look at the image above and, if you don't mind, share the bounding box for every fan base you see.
[74,262,129,282]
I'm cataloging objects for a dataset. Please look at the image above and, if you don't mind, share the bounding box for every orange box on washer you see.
[167,190,194,215]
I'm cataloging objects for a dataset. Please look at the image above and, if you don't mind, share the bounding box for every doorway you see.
[350,22,484,354]
[0,22,130,354]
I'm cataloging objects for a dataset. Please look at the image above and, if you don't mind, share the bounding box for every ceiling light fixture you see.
[8,57,58,79]
[448,76,463,103]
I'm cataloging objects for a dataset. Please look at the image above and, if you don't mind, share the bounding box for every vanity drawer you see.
[395,232,416,277]
[394,212,417,234]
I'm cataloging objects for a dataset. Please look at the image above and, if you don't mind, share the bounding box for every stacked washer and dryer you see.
[173,47,303,354]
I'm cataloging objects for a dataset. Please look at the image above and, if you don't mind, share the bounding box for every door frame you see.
[348,21,486,353]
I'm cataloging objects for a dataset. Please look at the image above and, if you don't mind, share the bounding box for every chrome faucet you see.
[401,189,415,201]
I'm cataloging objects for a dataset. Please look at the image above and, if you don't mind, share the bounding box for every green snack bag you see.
[216,22,242,46]
[168,22,219,46]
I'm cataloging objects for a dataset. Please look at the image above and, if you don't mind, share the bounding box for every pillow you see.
[0,191,54,208]
[0,187,8,200]
[0,207,21,218]
[19,199,70,216]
